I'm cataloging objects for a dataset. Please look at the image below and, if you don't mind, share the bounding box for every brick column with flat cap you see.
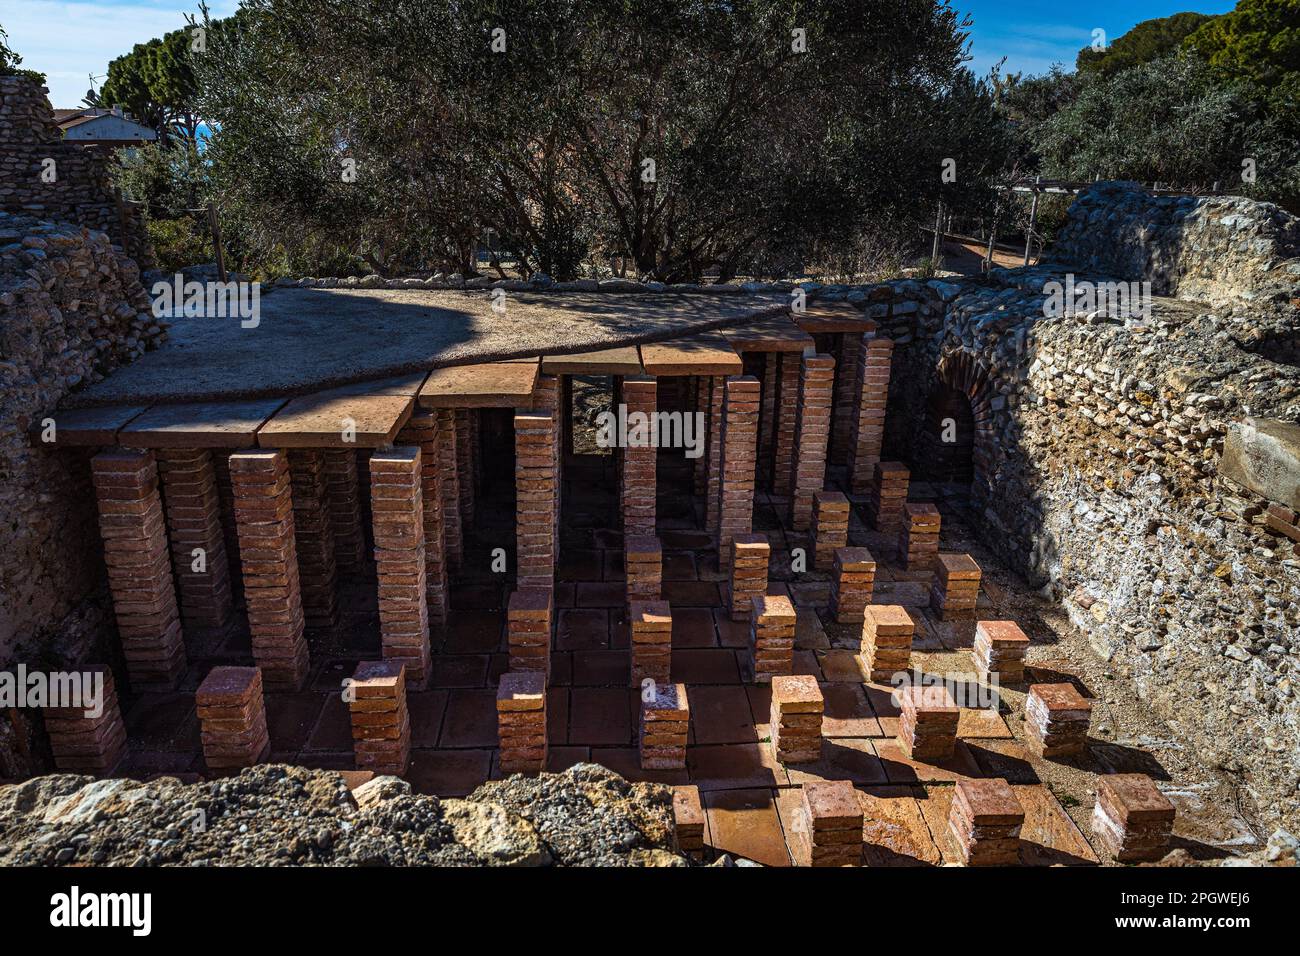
[497,671,548,774]
[830,547,875,624]
[43,667,127,775]
[348,660,411,776]
[850,336,892,493]
[196,665,270,773]
[156,448,234,632]
[621,376,657,537]
[508,587,553,678]
[515,409,557,589]
[727,533,770,621]
[287,449,338,630]
[788,354,834,531]
[397,413,449,626]
[717,375,760,570]
[369,446,431,688]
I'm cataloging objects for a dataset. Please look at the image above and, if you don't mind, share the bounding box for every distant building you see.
[54,106,157,147]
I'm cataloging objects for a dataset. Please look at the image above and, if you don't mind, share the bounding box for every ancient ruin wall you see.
[0,212,164,775]
[0,76,151,267]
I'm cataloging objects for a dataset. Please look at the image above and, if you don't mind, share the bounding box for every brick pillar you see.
[397,414,449,627]
[930,552,980,620]
[348,660,411,776]
[156,448,234,632]
[898,502,940,571]
[369,447,431,688]
[792,780,863,867]
[1092,774,1176,862]
[287,449,338,630]
[788,354,834,531]
[455,409,475,534]
[508,587,553,677]
[758,353,778,485]
[436,409,462,569]
[693,377,709,496]
[621,376,657,537]
[91,449,186,689]
[866,461,910,533]
[640,681,689,770]
[212,453,244,604]
[1025,683,1092,758]
[811,490,849,571]
[860,604,914,681]
[749,593,795,682]
[630,599,672,687]
[674,785,706,854]
[717,375,760,571]
[705,376,724,535]
[229,450,309,691]
[534,373,562,538]
[831,332,862,466]
[43,667,127,774]
[497,671,548,774]
[625,534,662,603]
[773,353,800,497]
[322,449,366,573]
[515,410,557,589]
[850,337,893,494]
[196,665,270,773]
[728,533,770,622]
[898,684,958,761]
[830,547,876,624]
[974,621,1029,685]
[769,674,823,764]
[950,778,1024,866]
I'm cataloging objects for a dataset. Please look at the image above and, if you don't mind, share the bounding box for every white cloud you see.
[0,0,238,107]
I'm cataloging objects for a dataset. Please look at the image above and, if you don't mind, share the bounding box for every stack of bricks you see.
[396,413,449,626]
[369,447,431,689]
[811,490,850,571]
[625,535,662,602]
[212,454,244,603]
[435,409,463,568]
[322,449,366,573]
[229,450,309,690]
[949,778,1024,866]
[860,604,914,682]
[42,668,127,774]
[974,621,1030,684]
[788,355,834,532]
[1092,774,1176,862]
[629,600,672,687]
[831,333,861,466]
[898,684,959,762]
[496,671,548,774]
[705,376,724,535]
[850,337,893,494]
[792,780,863,867]
[931,553,981,621]
[515,409,557,590]
[621,376,657,537]
[348,660,411,776]
[455,410,475,530]
[195,666,270,773]
[717,375,760,569]
[865,461,909,533]
[897,502,941,572]
[155,448,233,632]
[673,785,705,855]
[640,681,689,770]
[749,593,796,682]
[727,533,770,621]
[287,449,338,630]
[769,675,824,763]
[1026,683,1092,758]
[829,547,876,624]
[91,449,186,689]
[772,355,799,497]
[507,588,553,679]
[692,377,711,497]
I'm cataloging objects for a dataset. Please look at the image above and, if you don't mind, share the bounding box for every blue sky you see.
[2,0,1240,108]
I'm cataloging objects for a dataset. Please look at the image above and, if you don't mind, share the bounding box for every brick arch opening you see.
[919,351,997,486]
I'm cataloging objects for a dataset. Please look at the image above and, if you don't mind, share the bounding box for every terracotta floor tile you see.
[774,786,864,867]
[859,784,942,866]
[264,692,328,753]
[310,658,362,693]
[557,548,604,582]
[552,583,577,608]
[557,608,612,650]
[548,651,573,685]
[408,748,492,797]
[915,785,963,864]
[672,648,741,684]
[545,746,591,773]
[958,706,1013,739]
[304,692,353,752]
[124,692,199,752]
[863,681,902,736]
[792,649,824,679]
[440,609,505,654]
[712,608,751,648]
[704,788,791,866]
[571,649,630,686]
[795,609,830,650]
[450,584,507,611]
[589,746,691,786]
[690,685,760,745]
[817,648,868,682]
[820,682,884,738]
[663,581,721,606]
[660,530,712,549]
[874,738,982,785]
[569,687,633,745]
[429,654,491,688]
[407,689,450,748]
[967,738,1040,784]
[438,688,499,748]
[743,684,773,732]
[672,607,718,648]
[1015,783,1100,866]
[662,551,698,581]
[788,581,830,609]
[576,581,625,608]
[546,687,569,745]
[783,737,890,786]
[688,743,787,791]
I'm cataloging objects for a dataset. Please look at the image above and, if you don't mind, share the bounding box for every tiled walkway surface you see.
[116,451,1131,865]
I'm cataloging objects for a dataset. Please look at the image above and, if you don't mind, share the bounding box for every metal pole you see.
[207,204,227,283]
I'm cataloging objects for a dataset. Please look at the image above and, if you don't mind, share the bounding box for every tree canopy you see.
[1075,12,1212,77]
[98,24,205,144]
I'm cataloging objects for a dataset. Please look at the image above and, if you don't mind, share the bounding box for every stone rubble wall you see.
[1048,181,1300,306]
[0,211,165,776]
[0,76,152,268]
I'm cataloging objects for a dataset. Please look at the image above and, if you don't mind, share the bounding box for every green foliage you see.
[99,22,207,143]
[0,22,45,81]
[110,140,210,217]
[191,0,1007,281]
[146,217,212,274]
[1184,0,1300,88]
[1076,12,1212,76]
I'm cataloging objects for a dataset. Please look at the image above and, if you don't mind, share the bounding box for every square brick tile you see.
[438,689,499,748]
[688,743,788,791]
[407,748,492,797]
[569,687,633,745]
[690,686,760,745]
[704,788,791,867]
[572,650,630,686]
[557,608,611,651]
[820,683,884,738]
[408,689,450,748]
[265,692,328,753]
[430,654,491,688]
[671,649,741,684]
[783,738,889,786]
[672,608,718,648]
[663,581,721,606]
